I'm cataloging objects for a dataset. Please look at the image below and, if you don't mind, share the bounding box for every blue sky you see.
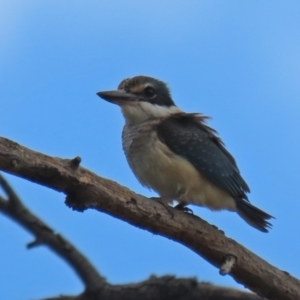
[1,1,300,299]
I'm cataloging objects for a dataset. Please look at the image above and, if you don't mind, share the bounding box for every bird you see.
[97,75,273,232]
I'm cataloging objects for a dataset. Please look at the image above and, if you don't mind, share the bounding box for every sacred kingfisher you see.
[97,76,273,232]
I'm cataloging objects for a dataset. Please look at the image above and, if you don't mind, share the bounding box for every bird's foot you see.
[174,202,193,214]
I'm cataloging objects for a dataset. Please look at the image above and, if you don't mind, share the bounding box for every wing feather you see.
[156,113,249,199]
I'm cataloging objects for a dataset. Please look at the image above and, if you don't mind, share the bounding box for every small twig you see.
[27,238,44,249]
[69,156,81,168]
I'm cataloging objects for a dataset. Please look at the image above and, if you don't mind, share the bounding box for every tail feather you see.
[235,199,274,232]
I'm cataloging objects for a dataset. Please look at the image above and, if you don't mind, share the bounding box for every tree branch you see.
[0,136,299,300]
[0,173,261,300]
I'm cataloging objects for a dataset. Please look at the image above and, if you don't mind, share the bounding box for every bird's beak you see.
[96,89,139,106]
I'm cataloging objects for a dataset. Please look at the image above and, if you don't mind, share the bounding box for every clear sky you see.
[1,1,300,299]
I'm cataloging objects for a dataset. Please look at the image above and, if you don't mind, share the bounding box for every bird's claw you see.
[174,203,194,214]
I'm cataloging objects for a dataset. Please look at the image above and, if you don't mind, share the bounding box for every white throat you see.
[121,101,182,124]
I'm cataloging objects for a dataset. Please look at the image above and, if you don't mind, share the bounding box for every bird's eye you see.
[144,86,156,98]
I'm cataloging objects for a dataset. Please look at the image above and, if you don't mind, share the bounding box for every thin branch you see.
[0,172,21,204]
[43,276,263,300]
[0,173,106,291]
[0,136,299,300]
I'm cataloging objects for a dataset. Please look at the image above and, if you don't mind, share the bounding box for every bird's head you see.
[97,76,182,124]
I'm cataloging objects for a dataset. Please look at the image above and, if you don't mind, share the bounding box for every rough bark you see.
[0,136,299,300]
